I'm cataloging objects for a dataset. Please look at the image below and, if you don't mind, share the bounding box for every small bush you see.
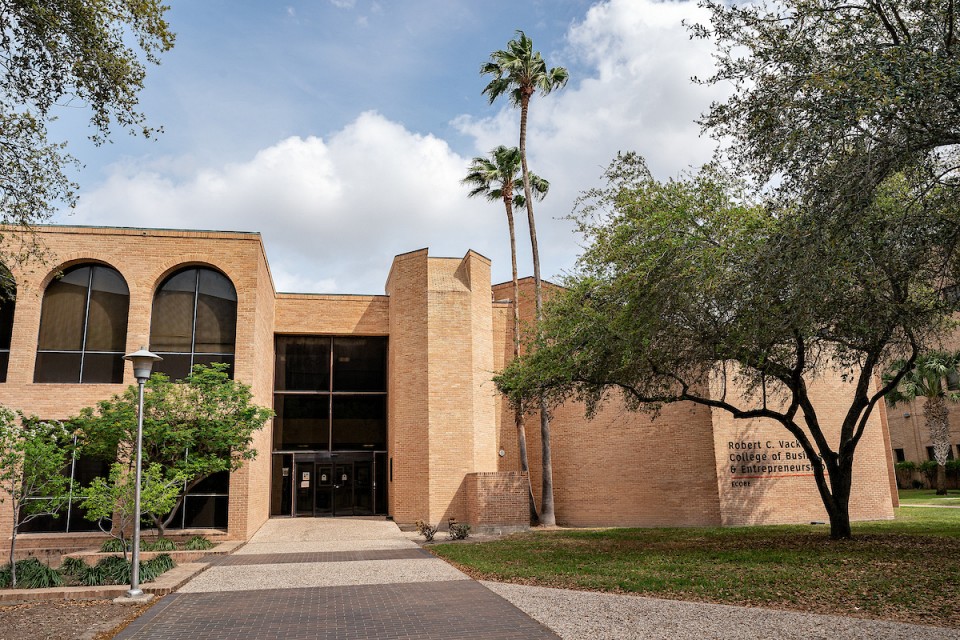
[100,538,129,553]
[78,554,175,586]
[420,525,439,542]
[0,558,63,589]
[143,537,177,552]
[183,535,214,550]
[96,556,132,584]
[145,554,175,578]
[448,523,471,541]
[59,557,88,577]
[415,520,428,536]
[895,461,917,472]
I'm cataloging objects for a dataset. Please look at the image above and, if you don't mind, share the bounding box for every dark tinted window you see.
[35,264,129,383]
[332,395,386,450]
[0,271,16,383]
[275,337,330,391]
[333,337,387,392]
[274,394,330,450]
[151,267,237,380]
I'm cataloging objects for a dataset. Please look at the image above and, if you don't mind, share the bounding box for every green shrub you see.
[895,460,917,472]
[420,524,439,542]
[0,558,63,589]
[183,535,214,551]
[100,538,129,553]
[96,556,131,584]
[77,553,176,586]
[78,563,109,586]
[145,554,175,578]
[143,537,177,551]
[58,557,88,577]
[448,523,471,540]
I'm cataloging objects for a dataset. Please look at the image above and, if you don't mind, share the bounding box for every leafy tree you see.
[495,154,959,540]
[0,412,73,587]
[884,351,960,495]
[0,1,174,266]
[693,0,960,234]
[81,462,183,560]
[481,31,568,526]
[72,364,272,536]
[462,145,549,521]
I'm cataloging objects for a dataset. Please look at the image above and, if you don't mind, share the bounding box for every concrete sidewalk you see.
[116,518,958,640]
[116,518,559,639]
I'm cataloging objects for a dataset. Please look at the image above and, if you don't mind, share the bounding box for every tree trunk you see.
[8,514,17,588]
[518,92,556,527]
[826,456,853,539]
[505,195,538,524]
[924,395,950,495]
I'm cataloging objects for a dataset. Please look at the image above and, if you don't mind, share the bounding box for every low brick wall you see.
[464,471,529,529]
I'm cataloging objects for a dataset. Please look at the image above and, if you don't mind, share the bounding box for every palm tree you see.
[885,351,960,495]
[462,145,549,523]
[481,30,568,526]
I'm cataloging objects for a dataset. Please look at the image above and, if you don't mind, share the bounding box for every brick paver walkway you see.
[115,518,559,639]
[119,581,557,639]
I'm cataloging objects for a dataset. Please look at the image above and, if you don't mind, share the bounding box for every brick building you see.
[0,225,896,544]
[885,331,960,479]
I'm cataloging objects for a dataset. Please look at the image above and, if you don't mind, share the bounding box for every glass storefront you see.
[271,336,387,516]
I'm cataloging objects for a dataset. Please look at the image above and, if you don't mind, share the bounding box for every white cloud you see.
[329,0,356,9]
[454,0,730,283]
[68,0,731,295]
[71,112,511,294]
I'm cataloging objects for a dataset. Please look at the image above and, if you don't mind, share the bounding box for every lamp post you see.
[122,347,162,599]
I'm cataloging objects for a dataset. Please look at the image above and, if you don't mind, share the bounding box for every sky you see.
[51,0,730,295]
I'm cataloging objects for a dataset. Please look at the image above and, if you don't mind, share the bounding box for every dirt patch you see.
[0,599,153,640]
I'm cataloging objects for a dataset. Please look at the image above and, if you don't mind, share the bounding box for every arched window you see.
[0,268,16,383]
[150,266,237,380]
[35,264,129,383]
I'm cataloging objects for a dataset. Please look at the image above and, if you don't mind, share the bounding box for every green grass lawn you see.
[899,488,960,506]
[431,508,960,627]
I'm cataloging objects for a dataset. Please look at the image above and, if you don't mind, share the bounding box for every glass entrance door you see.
[294,461,314,517]
[280,452,383,518]
[315,463,333,515]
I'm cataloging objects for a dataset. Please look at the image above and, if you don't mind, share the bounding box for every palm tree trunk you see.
[519,92,556,527]
[924,395,950,495]
[505,197,538,523]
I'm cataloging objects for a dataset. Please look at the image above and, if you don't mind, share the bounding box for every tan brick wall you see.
[275,294,389,335]
[0,226,273,541]
[385,249,430,524]
[711,373,895,526]
[492,278,892,528]
[464,472,528,527]
[0,225,899,543]
[386,250,498,526]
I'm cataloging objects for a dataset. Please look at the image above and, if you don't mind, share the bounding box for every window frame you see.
[149,266,237,380]
[34,263,130,384]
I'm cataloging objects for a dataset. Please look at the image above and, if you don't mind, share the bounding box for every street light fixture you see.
[122,347,162,599]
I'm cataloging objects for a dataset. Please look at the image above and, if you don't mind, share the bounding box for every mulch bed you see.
[0,599,153,640]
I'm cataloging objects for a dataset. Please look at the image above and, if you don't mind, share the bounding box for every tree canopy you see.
[72,364,272,533]
[0,412,73,586]
[495,153,960,539]
[694,0,960,217]
[0,1,174,255]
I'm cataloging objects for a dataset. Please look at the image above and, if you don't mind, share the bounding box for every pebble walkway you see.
[115,518,559,639]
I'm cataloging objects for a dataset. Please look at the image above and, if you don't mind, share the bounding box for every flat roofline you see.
[24,223,262,238]
[276,292,389,300]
